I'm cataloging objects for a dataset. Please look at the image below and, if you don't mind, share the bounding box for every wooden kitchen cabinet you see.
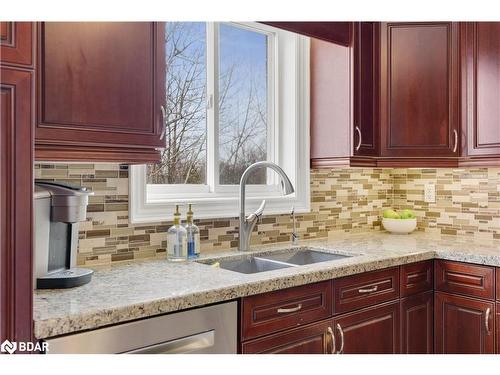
[379,22,460,161]
[401,291,434,354]
[0,22,34,68]
[313,22,462,168]
[333,300,400,354]
[496,303,499,354]
[435,292,495,354]
[241,319,335,354]
[461,22,500,165]
[0,67,34,345]
[35,22,166,163]
[352,22,379,159]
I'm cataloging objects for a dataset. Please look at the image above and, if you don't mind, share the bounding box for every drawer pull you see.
[485,307,491,335]
[327,326,336,354]
[277,304,302,314]
[358,286,378,294]
[355,126,362,151]
[336,323,345,354]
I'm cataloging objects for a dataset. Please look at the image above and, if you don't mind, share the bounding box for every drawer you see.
[400,260,433,297]
[435,260,495,300]
[333,267,400,314]
[241,281,333,341]
[241,319,334,354]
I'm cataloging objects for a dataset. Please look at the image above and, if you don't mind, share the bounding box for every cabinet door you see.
[35,22,165,162]
[0,67,34,344]
[462,22,500,158]
[401,291,433,354]
[496,303,500,354]
[333,300,400,354]
[241,319,334,354]
[0,22,34,68]
[353,22,379,157]
[380,22,459,157]
[496,303,499,354]
[435,292,495,354]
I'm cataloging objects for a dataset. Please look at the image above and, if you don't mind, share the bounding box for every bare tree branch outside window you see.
[147,22,268,185]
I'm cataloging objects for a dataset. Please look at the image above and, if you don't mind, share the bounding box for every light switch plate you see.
[424,184,436,203]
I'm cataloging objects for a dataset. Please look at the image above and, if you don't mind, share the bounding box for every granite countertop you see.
[33,231,500,339]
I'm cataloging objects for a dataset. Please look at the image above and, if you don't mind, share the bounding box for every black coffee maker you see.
[34,181,94,289]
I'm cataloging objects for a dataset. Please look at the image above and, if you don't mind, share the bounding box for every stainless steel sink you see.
[201,248,354,274]
[259,249,352,266]
[209,257,294,274]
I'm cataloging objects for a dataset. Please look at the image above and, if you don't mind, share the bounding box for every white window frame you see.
[130,22,310,222]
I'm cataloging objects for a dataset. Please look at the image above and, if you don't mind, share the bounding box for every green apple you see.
[382,209,400,219]
[399,209,415,219]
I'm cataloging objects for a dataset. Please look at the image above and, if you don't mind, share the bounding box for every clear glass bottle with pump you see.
[184,204,200,259]
[167,205,187,262]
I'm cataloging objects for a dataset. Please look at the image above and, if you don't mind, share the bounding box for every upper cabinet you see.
[35,22,166,163]
[312,22,464,168]
[262,22,351,46]
[353,22,379,158]
[461,22,500,165]
[379,22,460,159]
[0,22,34,68]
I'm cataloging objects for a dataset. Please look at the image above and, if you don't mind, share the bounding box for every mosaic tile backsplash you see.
[34,164,392,266]
[35,164,500,266]
[392,168,500,239]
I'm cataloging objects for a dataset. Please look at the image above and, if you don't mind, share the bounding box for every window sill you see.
[129,191,310,223]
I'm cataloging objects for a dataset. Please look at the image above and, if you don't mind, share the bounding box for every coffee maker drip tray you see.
[37,268,94,289]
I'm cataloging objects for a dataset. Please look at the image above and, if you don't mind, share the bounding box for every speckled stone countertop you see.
[33,231,500,339]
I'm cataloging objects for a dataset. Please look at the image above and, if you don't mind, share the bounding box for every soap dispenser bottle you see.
[167,205,187,262]
[184,204,200,259]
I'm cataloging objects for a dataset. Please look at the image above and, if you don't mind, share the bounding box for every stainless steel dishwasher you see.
[44,302,237,354]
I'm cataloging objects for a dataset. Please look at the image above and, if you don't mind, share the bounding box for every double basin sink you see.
[200,248,353,274]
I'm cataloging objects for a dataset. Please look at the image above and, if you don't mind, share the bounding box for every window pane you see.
[218,24,269,185]
[147,22,207,184]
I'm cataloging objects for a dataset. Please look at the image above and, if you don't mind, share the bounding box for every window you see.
[130,22,310,222]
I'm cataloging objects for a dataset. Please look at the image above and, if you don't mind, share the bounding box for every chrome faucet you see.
[239,161,295,251]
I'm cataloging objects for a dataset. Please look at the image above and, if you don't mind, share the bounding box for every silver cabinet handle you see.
[336,323,344,354]
[355,126,362,151]
[126,330,214,354]
[327,326,336,354]
[358,285,378,293]
[485,307,491,335]
[277,304,302,314]
[453,129,458,153]
[160,105,167,140]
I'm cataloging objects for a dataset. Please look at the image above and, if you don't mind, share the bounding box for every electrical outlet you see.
[424,184,436,203]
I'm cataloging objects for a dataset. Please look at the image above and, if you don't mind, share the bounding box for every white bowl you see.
[382,218,417,234]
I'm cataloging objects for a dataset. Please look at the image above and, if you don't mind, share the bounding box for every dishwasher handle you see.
[126,330,215,354]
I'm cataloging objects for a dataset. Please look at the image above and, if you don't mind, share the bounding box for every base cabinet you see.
[333,300,400,354]
[434,292,495,354]
[401,291,433,354]
[241,319,334,354]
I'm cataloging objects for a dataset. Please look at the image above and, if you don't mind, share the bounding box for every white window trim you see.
[130,23,310,223]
